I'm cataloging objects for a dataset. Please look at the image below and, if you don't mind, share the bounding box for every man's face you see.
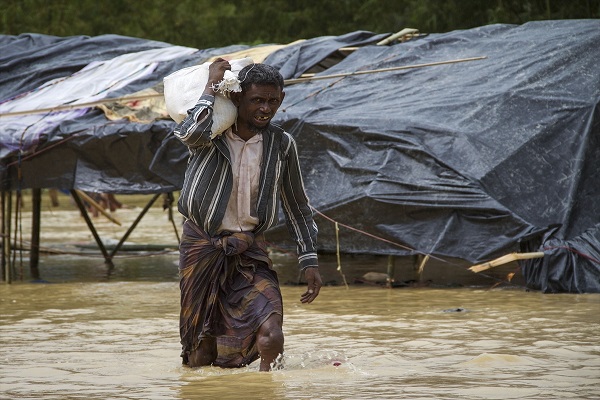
[233,83,285,134]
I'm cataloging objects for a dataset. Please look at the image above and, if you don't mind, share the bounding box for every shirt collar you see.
[225,127,263,144]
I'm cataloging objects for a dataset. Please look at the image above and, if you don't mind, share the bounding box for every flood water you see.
[2,278,599,399]
[1,200,600,399]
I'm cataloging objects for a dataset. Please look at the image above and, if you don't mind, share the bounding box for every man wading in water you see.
[173,59,322,371]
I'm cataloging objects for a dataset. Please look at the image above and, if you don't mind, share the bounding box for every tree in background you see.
[1,0,598,48]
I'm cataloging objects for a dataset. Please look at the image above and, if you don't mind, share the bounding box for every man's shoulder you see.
[269,123,294,144]
[268,122,285,135]
[264,124,294,159]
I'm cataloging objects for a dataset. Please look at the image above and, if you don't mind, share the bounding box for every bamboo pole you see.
[469,252,545,273]
[108,193,160,258]
[377,28,420,46]
[284,56,487,85]
[70,190,113,266]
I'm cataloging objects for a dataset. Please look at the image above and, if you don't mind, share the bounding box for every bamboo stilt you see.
[70,190,113,266]
[30,188,41,280]
[108,193,160,258]
[386,255,395,288]
[13,189,22,280]
[335,222,349,289]
[1,191,7,282]
[3,191,12,283]
[165,193,181,243]
[417,254,430,282]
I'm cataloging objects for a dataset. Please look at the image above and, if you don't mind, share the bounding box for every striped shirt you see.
[173,94,318,270]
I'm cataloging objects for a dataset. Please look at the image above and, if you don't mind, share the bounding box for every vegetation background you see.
[1,0,598,48]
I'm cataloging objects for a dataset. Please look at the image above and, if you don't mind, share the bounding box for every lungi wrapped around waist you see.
[179,219,282,368]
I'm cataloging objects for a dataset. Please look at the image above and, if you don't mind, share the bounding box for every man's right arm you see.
[173,58,231,147]
[172,94,215,147]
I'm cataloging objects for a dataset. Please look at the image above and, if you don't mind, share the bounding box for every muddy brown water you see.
[1,195,599,399]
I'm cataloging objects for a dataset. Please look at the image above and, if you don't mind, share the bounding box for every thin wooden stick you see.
[335,221,349,289]
[469,252,544,273]
[284,56,487,85]
[417,254,430,275]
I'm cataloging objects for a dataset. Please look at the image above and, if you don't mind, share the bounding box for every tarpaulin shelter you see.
[1,22,598,292]
[264,20,600,293]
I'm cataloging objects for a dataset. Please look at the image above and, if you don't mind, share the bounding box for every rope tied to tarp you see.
[312,207,455,265]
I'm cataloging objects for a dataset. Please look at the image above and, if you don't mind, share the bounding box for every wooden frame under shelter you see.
[1,189,180,283]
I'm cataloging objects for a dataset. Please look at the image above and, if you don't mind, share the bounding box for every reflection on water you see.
[1,261,599,399]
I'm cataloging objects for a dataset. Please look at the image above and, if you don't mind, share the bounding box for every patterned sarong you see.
[179,219,282,368]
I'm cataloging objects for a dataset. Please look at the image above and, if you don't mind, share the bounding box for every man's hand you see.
[300,267,322,304]
[205,58,231,94]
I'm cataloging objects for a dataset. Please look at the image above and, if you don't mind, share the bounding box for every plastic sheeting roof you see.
[0,23,599,291]
[268,21,600,259]
[264,21,600,292]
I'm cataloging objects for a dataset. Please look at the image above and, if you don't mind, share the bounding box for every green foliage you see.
[1,0,598,48]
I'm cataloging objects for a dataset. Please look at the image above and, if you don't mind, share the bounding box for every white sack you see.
[163,57,253,137]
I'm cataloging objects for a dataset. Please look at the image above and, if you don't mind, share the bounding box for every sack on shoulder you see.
[163,57,253,137]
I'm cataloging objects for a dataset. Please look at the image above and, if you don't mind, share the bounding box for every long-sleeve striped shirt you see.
[173,94,318,270]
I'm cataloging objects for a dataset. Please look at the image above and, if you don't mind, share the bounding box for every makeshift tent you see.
[263,20,600,293]
[1,22,598,292]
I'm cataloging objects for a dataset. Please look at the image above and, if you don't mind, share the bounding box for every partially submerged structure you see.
[1,21,598,292]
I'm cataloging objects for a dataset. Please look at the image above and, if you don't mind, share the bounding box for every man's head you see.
[231,63,285,137]
[238,63,284,92]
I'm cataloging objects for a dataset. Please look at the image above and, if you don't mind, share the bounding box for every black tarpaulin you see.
[261,21,599,271]
[262,21,599,292]
[0,31,385,192]
[520,224,600,293]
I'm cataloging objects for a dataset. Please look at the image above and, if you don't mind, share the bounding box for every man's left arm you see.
[280,135,322,303]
